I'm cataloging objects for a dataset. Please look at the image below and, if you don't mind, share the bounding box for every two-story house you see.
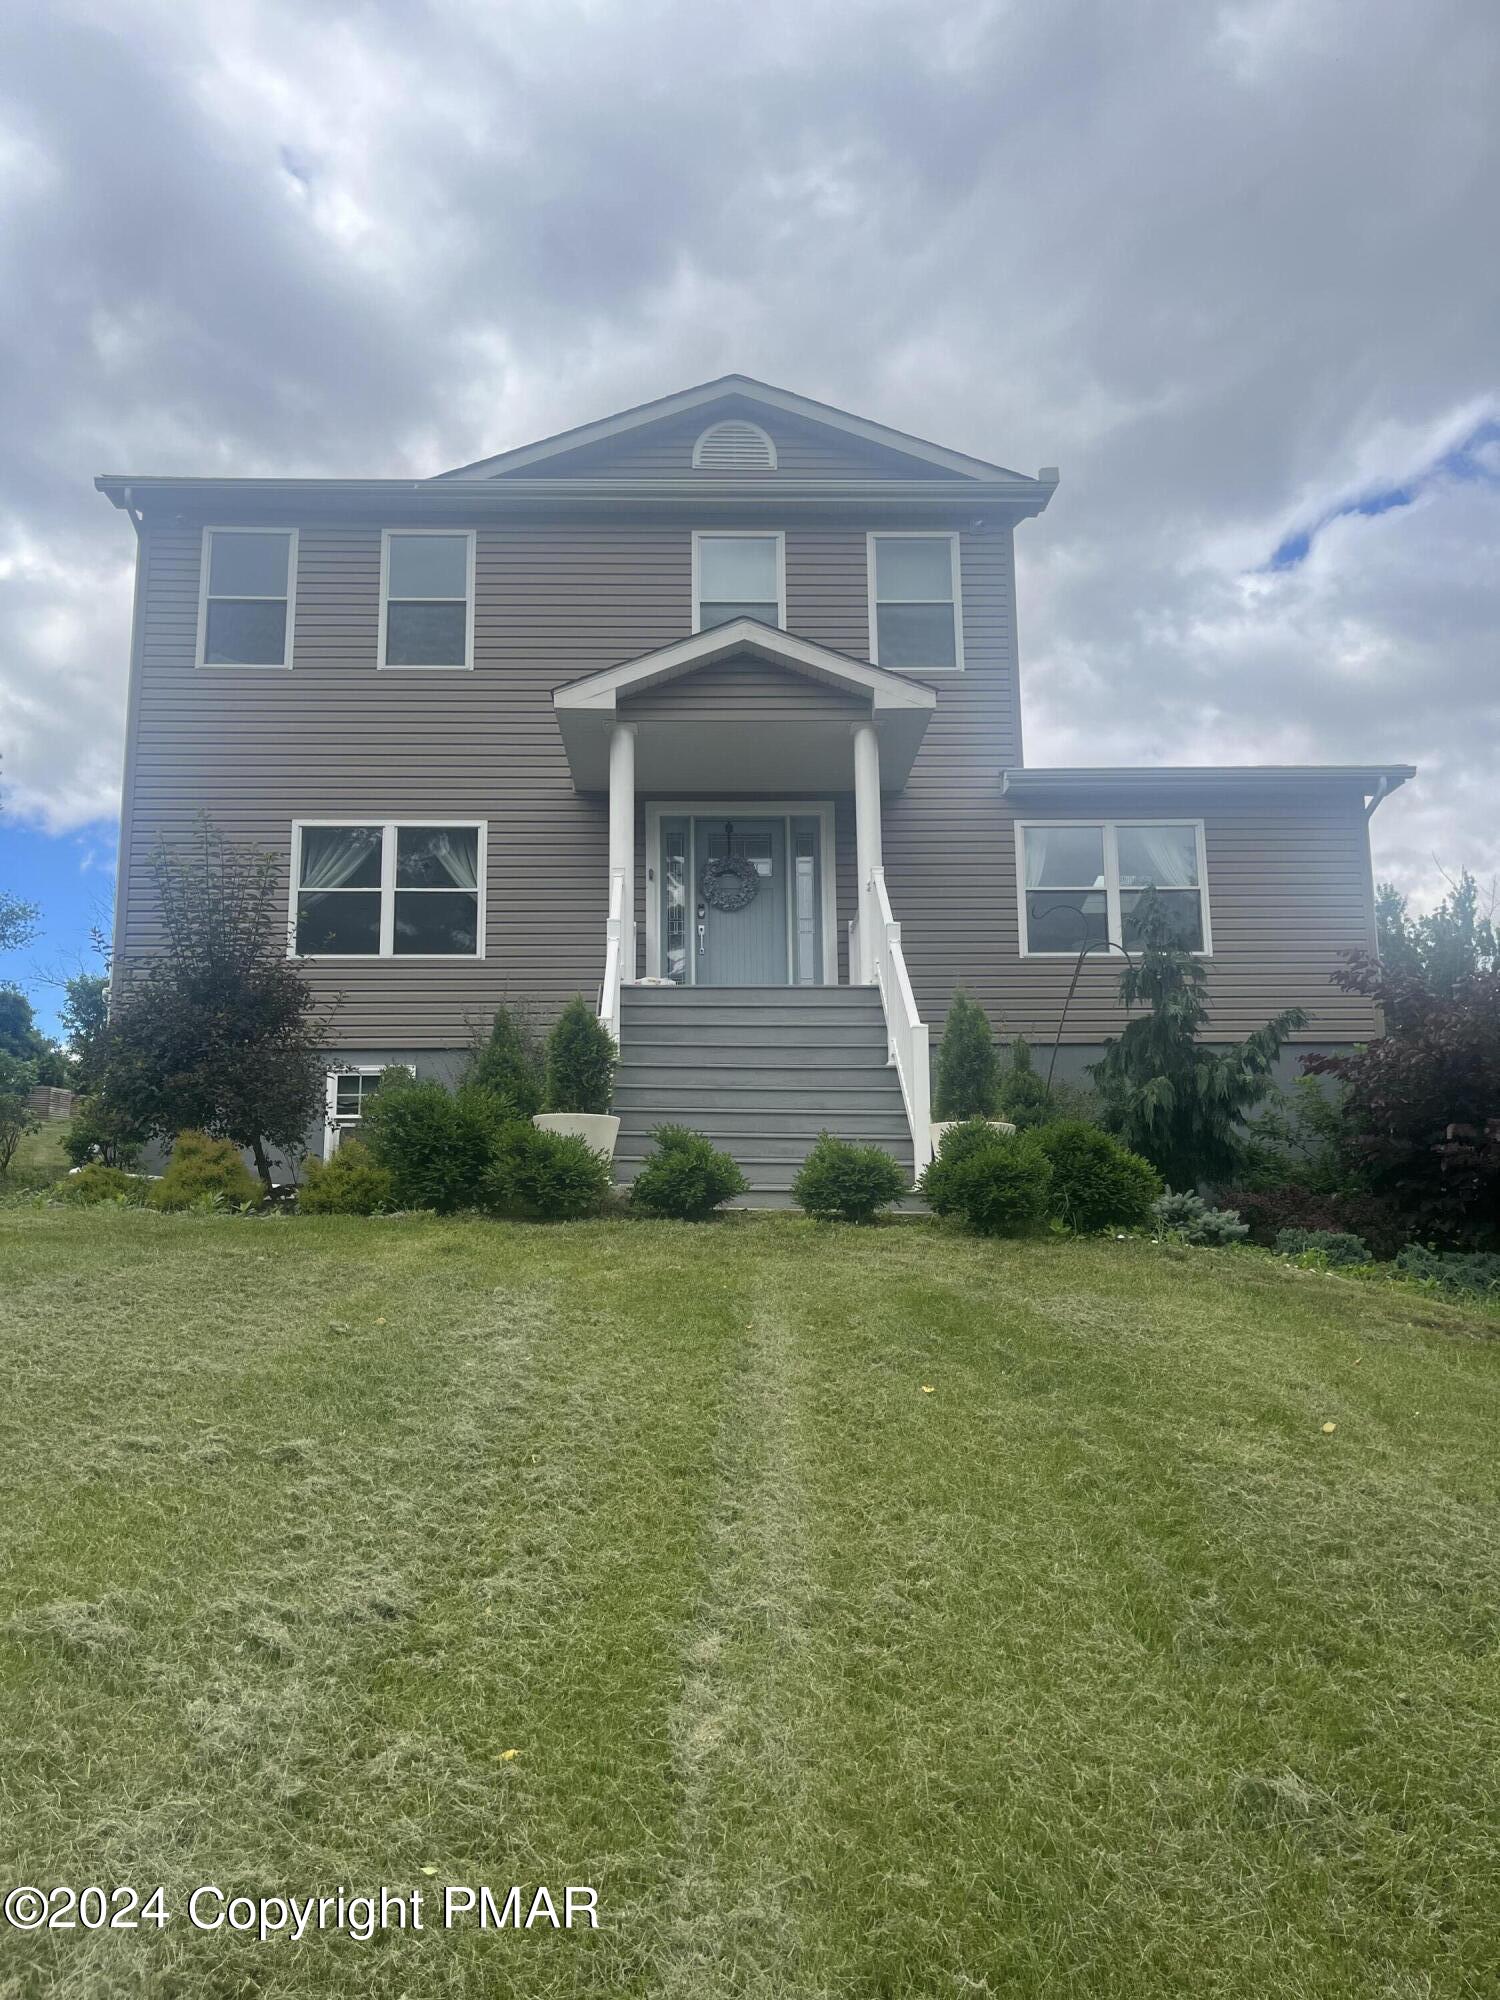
[98,376,1413,1200]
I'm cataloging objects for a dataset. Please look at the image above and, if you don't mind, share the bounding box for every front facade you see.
[99,377,1412,1193]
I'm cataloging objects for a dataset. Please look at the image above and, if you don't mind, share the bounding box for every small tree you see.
[0,891,39,954]
[467,1001,544,1117]
[933,991,999,1120]
[60,972,111,1093]
[544,996,617,1114]
[1089,888,1306,1191]
[0,1050,39,1173]
[97,821,328,1191]
[1376,870,1497,994]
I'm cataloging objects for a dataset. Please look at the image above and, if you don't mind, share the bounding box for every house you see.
[97,376,1413,1200]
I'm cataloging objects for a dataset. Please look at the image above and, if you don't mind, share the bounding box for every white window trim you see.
[377,528,477,671]
[691,530,787,634]
[323,1063,414,1155]
[643,799,837,986]
[866,530,965,674]
[288,819,487,961]
[1014,818,1213,958]
[195,525,298,670]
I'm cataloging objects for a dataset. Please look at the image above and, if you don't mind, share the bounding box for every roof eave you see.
[1001,764,1417,802]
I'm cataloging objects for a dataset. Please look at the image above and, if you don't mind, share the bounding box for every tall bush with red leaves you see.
[1304,953,1500,1249]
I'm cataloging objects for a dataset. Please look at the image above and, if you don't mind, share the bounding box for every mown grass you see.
[1,1208,1498,1998]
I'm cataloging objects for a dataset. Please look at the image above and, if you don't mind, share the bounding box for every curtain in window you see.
[1118,824,1197,888]
[299,826,381,889]
[409,829,478,889]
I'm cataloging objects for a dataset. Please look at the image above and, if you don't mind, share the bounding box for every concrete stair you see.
[614,985,915,1209]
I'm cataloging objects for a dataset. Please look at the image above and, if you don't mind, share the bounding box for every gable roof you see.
[436,375,1039,484]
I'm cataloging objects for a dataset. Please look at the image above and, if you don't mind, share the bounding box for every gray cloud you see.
[1,0,1496,902]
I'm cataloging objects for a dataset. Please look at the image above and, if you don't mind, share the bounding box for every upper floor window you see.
[292,821,484,957]
[197,528,296,668]
[1017,820,1211,956]
[692,532,785,632]
[379,530,475,669]
[868,533,963,671]
[692,420,777,470]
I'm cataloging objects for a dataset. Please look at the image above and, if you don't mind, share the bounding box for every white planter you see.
[533,1112,621,1161]
[930,1117,1018,1153]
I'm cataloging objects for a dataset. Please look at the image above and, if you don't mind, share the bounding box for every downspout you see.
[1363,774,1391,821]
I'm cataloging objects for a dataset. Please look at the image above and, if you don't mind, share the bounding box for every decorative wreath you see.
[699,853,761,913]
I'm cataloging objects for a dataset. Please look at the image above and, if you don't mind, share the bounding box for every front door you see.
[656,812,826,985]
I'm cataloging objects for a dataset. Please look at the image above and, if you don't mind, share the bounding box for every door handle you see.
[697,922,707,956]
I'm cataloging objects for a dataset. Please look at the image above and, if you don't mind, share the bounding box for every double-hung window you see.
[1018,820,1210,956]
[693,532,784,631]
[379,531,475,668]
[292,822,484,957]
[868,533,962,670]
[198,528,296,667]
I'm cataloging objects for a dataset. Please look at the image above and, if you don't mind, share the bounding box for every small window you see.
[693,532,784,631]
[293,822,483,957]
[692,420,777,470]
[868,533,962,670]
[198,528,295,667]
[1017,821,1210,956]
[324,1067,387,1151]
[380,531,474,668]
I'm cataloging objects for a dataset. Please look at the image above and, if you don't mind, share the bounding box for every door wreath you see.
[699,853,761,913]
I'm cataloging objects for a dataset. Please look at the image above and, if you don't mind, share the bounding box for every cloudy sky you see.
[1,0,1497,1019]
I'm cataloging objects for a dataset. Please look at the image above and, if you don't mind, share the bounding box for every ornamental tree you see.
[98,820,329,1191]
[933,990,1000,1120]
[1089,887,1306,1191]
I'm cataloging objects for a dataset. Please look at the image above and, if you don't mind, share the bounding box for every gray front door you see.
[695,817,788,985]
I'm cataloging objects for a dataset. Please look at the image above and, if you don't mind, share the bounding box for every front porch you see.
[552,619,939,1186]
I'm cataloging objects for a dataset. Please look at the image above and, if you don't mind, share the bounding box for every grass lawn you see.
[2,1209,1498,1998]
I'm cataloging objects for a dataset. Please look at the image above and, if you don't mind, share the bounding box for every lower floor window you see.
[293,821,483,957]
[1018,819,1210,955]
[325,1065,412,1151]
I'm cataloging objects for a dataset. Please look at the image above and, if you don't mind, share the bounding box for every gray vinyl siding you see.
[116,490,1381,1054]
[619,657,867,721]
[501,405,954,481]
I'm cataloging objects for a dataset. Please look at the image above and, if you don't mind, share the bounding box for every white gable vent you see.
[692,419,777,470]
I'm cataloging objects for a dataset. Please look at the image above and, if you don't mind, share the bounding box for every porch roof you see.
[553,618,935,792]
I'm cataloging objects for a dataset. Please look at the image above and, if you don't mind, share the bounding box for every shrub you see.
[1392,1245,1500,1299]
[0,1050,39,1174]
[1152,1189,1249,1246]
[920,1126,1053,1236]
[55,1164,147,1206]
[1274,1228,1371,1267]
[487,1121,612,1220]
[1218,1184,1406,1260]
[629,1126,747,1220]
[62,1096,145,1171]
[467,1002,545,1118]
[793,1133,909,1224]
[149,1130,261,1211]
[362,1072,502,1213]
[298,1139,396,1216]
[544,995,617,1115]
[1035,1121,1162,1232]
[992,1036,1053,1130]
[933,991,999,1120]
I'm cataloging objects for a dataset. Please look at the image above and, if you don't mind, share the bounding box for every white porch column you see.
[852,719,883,984]
[608,721,637,981]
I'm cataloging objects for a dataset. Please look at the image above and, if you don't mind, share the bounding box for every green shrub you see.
[55,1163,148,1206]
[149,1130,261,1211]
[630,1125,747,1220]
[362,1073,501,1213]
[920,1126,1053,1236]
[1393,1245,1500,1298]
[793,1133,909,1224]
[993,1036,1054,1130]
[0,1050,39,1174]
[1152,1189,1249,1246]
[544,995,617,1114]
[62,1097,145,1171]
[486,1121,611,1220]
[298,1139,396,1216]
[467,1003,544,1118]
[1035,1121,1162,1232]
[1274,1227,1371,1267]
[933,992,999,1120]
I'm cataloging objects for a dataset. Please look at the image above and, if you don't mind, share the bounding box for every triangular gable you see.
[437,375,1031,483]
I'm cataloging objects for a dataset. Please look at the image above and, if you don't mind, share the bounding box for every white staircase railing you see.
[861,867,932,1175]
[599,867,629,1046]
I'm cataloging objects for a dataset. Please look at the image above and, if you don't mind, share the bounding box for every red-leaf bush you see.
[1218,1184,1407,1260]
[1303,954,1500,1250]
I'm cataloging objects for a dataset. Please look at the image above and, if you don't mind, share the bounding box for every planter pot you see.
[930,1117,1018,1153]
[532,1112,621,1162]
